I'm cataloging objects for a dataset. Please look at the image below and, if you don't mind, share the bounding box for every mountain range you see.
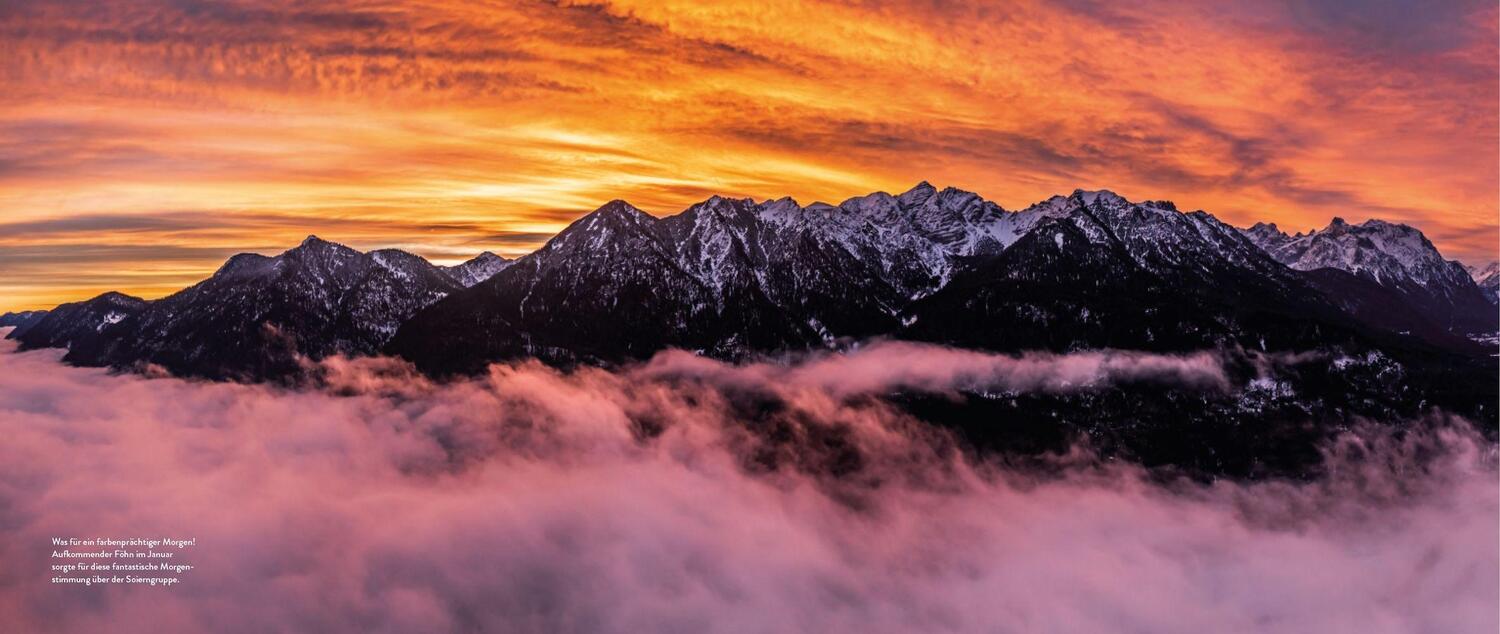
[7,184,1495,373]
[4,183,1496,474]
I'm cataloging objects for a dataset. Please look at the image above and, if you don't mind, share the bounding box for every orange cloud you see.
[0,0,1494,310]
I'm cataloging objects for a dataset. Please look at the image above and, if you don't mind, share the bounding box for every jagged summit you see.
[5,291,147,361]
[94,291,147,304]
[294,234,354,253]
[10,236,470,379]
[1243,216,1463,288]
[1241,215,1493,334]
[13,182,1496,384]
[11,182,1496,479]
[445,252,514,287]
[1468,261,1499,283]
[1467,261,1500,304]
[389,182,1494,377]
[593,199,654,220]
[896,181,938,205]
[1070,188,1127,207]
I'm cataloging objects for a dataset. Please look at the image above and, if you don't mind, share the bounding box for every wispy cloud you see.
[1,0,1494,309]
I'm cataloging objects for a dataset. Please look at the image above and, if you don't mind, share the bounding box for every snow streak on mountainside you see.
[11,183,1497,390]
[444,252,514,287]
[390,183,1407,374]
[1241,219,1495,335]
[1467,261,1500,304]
[1244,218,1472,291]
[9,237,489,380]
[9,182,1499,475]
[4,292,145,360]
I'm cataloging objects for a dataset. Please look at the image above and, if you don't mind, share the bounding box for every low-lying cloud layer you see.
[0,340,1494,633]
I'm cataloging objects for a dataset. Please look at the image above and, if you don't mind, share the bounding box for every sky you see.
[0,0,1496,311]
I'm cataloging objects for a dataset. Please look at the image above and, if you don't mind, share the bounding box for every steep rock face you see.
[12,185,1498,469]
[901,194,1354,354]
[24,237,462,380]
[389,186,1031,371]
[17,184,1494,395]
[1467,261,1499,304]
[444,252,513,287]
[390,185,1440,374]
[8,293,146,364]
[391,201,724,371]
[1242,219,1496,335]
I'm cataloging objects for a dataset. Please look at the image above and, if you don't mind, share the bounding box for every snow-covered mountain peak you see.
[445,252,513,287]
[1242,222,1291,250]
[95,291,147,308]
[590,199,653,222]
[758,196,803,222]
[1246,221,1283,235]
[544,199,659,253]
[1020,194,1076,218]
[369,248,436,278]
[1468,261,1499,283]
[1242,215,1472,292]
[1466,261,1500,304]
[214,253,278,279]
[935,185,982,208]
[693,195,758,220]
[896,181,938,206]
[839,191,900,219]
[287,234,359,259]
[1071,189,1128,208]
[1237,215,1494,332]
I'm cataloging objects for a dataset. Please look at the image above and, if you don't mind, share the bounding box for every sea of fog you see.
[0,338,1494,633]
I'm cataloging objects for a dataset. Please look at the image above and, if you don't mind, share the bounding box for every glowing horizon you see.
[2,0,1496,312]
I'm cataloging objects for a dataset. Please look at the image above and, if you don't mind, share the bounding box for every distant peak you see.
[698,194,754,211]
[291,234,356,253]
[92,291,146,306]
[897,181,938,204]
[573,198,655,230]
[1246,221,1285,237]
[593,199,648,217]
[1070,189,1126,206]
[1329,217,1346,227]
[1143,200,1177,211]
[937,185,980,200]
[214,252,276,278]
[284,234,358,261]
[462,251,510,265]
[760,196,801,211]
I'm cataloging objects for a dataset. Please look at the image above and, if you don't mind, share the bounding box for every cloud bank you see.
[0,340,1494,633]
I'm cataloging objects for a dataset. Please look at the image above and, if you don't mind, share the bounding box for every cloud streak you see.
[0,0,1494,310]
[0,339,1493,633]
